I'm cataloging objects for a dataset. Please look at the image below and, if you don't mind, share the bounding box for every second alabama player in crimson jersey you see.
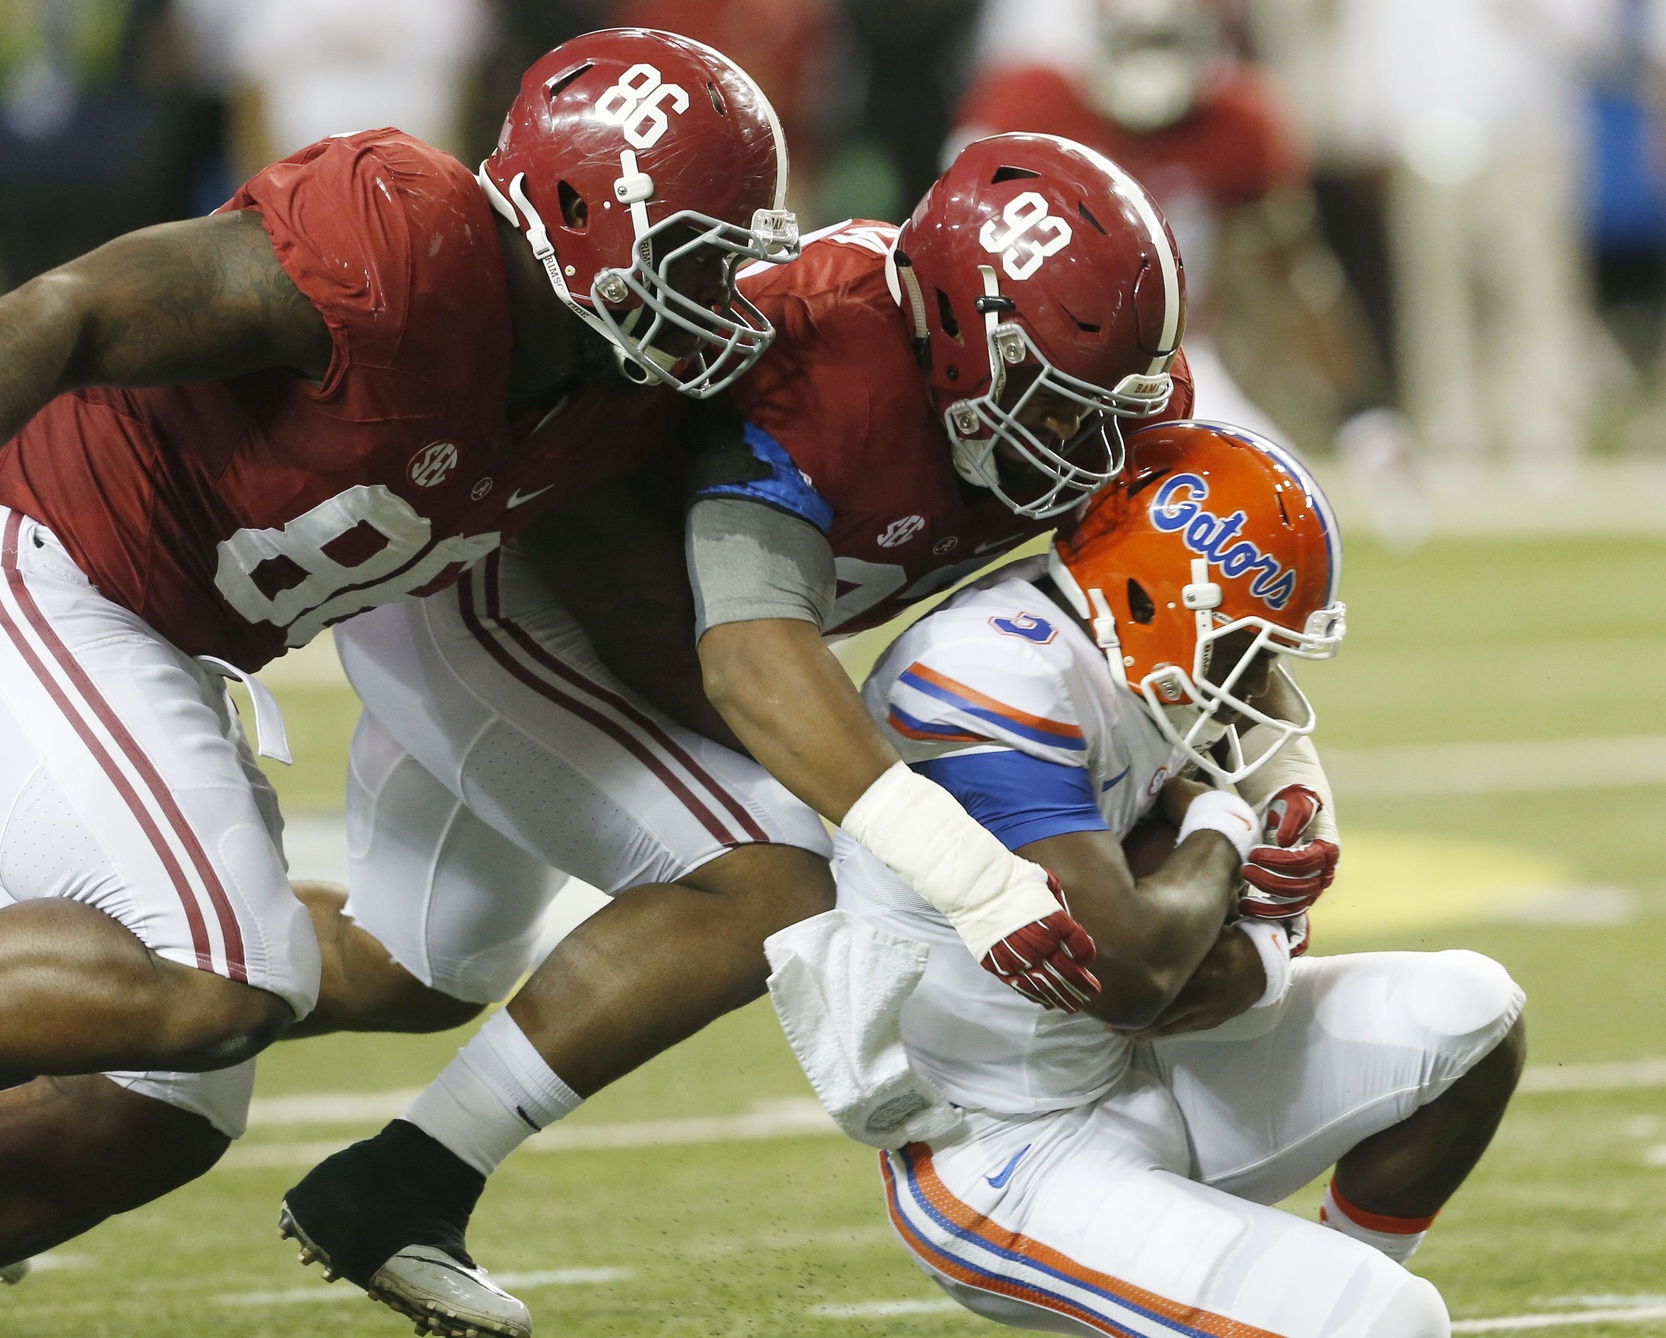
[714,218,1193,637]
[956,0,1378,443]
[276,133,1193,1338]
[0,26,798,1285]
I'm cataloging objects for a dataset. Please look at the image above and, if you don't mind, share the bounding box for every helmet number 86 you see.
[979,192,1074,281]
[595,64,691,150]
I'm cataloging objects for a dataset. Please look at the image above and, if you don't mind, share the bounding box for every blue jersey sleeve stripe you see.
[897,670,1086,752]
[913,750,1107,852]
[691,421,835,534]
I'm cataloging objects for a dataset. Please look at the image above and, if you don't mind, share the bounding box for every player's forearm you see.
[0,271,84,443]
[698,618,898,821]
[1117,836,1244,1019]
[1035,829,1238,1029]
[2,214,329,444]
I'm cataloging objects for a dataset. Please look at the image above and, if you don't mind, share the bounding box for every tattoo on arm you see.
[70,210,332,386]
[0,210,331,443]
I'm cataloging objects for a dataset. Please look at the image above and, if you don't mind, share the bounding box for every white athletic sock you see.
[402,1010,583,1176]
[1320,1177,1435,1264]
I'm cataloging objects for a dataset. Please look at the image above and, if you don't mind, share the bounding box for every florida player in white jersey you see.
[275,134,1200,1335]
[800,421,1525,1336]
[0,27,801,1283]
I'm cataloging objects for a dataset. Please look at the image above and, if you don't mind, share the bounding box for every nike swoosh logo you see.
[973,533,1028,555]
[1101,766,1130,793]
[986,1144,1031,1189]
[506,484,556,508]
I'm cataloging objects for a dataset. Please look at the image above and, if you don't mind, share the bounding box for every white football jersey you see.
[837,557,1186,1116]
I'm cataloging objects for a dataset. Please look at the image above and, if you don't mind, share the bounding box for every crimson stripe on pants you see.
[0,514,246,979]
[456,567,744,849]
[479,553,772,843]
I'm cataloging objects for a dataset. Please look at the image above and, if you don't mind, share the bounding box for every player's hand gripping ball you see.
[1238,784,1338,919]
[980,872,1101,1012]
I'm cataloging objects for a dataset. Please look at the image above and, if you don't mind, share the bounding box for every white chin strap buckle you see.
[1182,557,1221,652]
[1182,557,1222,612]
[614,171,655,205]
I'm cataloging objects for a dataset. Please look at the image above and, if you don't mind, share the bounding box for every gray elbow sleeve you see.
[687,498,836,639]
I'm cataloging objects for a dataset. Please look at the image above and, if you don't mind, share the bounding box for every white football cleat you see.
[279,1203,531,1338]
[368,1245,532,1338]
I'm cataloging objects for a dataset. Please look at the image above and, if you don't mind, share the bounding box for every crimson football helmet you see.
[889,132,1186,518]
[479,28,799,397]
[1049,420,1346,782]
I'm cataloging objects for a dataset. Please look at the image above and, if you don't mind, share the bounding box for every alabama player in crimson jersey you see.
[274,134,1207,1338]
[956,0,1367,439]
[0,27,799,1273]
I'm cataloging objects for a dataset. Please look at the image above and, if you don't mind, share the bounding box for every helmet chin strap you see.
[477,161,668,384]
[885,244,931,341]
[1046,549,1128,688]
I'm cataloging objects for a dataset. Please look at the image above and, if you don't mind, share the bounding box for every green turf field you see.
[6,533,1666,1337]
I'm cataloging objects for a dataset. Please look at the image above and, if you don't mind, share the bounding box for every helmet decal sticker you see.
[595,64,691,149]
[1149,472,1296,608]
[990,613,1059,644]
[479,31,800,397]
[978,192,1074,280]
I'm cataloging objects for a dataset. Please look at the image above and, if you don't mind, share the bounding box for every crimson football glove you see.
[980,872,1101,1012]
[1284,911,1312,958]
[1239,784,1338,919]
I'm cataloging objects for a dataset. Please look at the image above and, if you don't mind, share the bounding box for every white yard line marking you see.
[227,1098,837,1169]
[495,1268,632,1287]
[526,1098,835,1152]
[217,1287,358,1306]
[810,1299,961,1318]
[1451,1305,1666,1332]
[241,1059,1666,1145]
[1325,735,1666,799]
[248,1090,422,1126]
[26,1252,92,1271]
[217,1268,631,1307]
[1517,1058,1666,1095]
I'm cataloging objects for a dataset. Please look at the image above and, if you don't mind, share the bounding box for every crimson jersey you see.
[709,221,1193,636]
[957,65,1303,214]
[0,130,672,671]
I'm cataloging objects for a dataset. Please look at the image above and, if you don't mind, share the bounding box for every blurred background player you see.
[0,24,797,1271]
[770,420,1524,1337]
[1328,0,1619,478]
[273,132,1189,1337]
[179,0,494,180]
[956,0,1377,450]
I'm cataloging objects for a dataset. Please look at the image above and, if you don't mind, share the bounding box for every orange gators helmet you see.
[890,132,1185,519]
[479,29,799,397]
[1048,420,1345,782]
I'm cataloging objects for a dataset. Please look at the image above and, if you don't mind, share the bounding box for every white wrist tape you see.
[1235,729,1339,846]
[1237,919,1294,1009]
[841,762,1060,961]
[1176,789,1260,863]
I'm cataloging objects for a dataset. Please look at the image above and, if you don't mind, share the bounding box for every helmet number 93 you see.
[595,63,691,150]
[979,192,1073,281]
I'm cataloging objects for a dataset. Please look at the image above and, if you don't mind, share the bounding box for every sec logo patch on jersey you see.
[877,515,926,548]
[409,442,459,489]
